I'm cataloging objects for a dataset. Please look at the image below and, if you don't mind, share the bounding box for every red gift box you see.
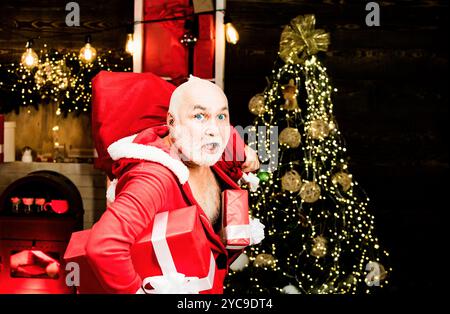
[63,230,105,293]
[64,205,216,294]
[221,190,250,249]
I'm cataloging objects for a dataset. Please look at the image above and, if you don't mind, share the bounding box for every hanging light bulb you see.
[21,39,39,69]
[224,14,239,44]
[125,24,135,55]
[79,35,97,64]
[125,33,135,55]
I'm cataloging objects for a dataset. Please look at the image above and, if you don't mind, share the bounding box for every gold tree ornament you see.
[281,170,302,192]
[279,127,301,148]
[248,93,266,115]
[376,263,388,281]
[279,14,330,64]
[299,181,321,203]
[365,262,388,285]
[311,236,327,258]
[254,253,276,267]
[332,172,352,192]
[281,79,299,111]
[308,119,330,140]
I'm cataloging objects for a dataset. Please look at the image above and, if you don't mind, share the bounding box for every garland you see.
[0,48,132,116]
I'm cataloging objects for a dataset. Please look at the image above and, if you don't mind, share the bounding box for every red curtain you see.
[142,0,215,82]
[194,14,215,79]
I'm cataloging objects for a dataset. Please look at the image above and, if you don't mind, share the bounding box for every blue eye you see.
[218,114,226,120]
[194,113,205,120]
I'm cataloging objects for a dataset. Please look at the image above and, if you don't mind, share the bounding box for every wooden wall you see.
[5,104,93,160]
[224,0,448,293]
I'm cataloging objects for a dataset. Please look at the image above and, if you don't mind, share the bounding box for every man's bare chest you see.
[188,173,221,225]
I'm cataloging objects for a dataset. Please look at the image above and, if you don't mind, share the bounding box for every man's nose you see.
[204,120,220,137]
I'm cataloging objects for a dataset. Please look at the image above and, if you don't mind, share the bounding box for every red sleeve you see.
[85,163,172,294]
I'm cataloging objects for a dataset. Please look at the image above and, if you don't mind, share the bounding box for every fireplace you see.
[0,170,84,294]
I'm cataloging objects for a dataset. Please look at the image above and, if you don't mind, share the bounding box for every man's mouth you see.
[202,142,221,154]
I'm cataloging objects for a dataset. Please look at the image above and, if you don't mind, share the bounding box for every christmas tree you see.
[226,15,391,294]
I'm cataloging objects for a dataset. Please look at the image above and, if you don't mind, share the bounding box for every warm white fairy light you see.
[227,55,390,294]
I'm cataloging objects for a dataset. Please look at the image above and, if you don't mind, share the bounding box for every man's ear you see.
[167,112,175,126]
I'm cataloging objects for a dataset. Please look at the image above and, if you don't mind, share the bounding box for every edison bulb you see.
[225,23,239,44]
[21,48,39,69]
[79,43,97,63]
[125,33,135,55]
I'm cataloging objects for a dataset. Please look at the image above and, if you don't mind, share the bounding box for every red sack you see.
[91,71,176,179]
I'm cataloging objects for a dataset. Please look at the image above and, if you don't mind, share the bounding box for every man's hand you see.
[242,145,260,173]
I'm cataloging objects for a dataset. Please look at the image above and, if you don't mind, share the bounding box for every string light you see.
[224,14,239,44]
[21,39,39,69]
[79,35,97,64]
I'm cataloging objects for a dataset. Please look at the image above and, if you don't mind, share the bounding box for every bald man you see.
[85,76,258,294]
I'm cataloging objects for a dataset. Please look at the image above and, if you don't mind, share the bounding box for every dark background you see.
[1,0,448,293]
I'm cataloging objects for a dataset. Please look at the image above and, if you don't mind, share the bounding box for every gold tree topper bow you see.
[279,14,330,64]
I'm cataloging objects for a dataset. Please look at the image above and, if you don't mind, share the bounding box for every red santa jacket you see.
[85,125,244,294]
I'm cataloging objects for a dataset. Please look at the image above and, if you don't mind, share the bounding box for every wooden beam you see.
[133,0,144,73]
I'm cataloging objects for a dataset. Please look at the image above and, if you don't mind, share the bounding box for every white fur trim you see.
[107,134,189,185]
[249,218,265,245]
[106,178,118,202]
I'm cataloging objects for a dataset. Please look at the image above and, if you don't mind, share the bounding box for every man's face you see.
[169,96,230,167]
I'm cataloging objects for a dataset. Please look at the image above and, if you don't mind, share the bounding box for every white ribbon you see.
[142,273,201,294]
[240,172,260,192]
[139,211,216,294]
[224,218,265,249]
[225,225,251,240]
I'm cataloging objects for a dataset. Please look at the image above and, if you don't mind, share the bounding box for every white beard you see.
[169,126,225,167]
